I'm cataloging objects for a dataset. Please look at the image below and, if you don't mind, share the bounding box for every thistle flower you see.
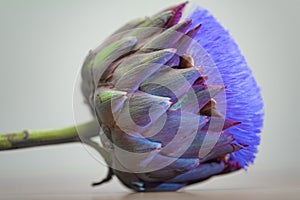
[81,2,264,192]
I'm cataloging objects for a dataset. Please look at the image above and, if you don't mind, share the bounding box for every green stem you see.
[0,121,100,151]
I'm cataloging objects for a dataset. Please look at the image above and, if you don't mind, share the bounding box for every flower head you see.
[81,2,264,192]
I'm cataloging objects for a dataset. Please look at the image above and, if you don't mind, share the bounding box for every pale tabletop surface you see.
[2,188,299,200]
[1,168,299,200]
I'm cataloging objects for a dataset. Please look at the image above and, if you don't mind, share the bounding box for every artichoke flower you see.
[0,1,263,193]
[80,2,264,192]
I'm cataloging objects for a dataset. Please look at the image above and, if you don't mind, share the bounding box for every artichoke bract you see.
[81,2,264,192]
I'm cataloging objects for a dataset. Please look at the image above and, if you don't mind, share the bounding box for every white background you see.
[0,0,299,195]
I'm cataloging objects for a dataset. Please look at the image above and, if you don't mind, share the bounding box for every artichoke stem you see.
[0,121,99,151]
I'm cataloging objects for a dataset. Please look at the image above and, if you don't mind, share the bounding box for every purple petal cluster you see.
[186,7,264,167]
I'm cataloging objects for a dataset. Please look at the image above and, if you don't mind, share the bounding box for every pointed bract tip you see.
[165,48,177,54]
[223,119,242,130]
[167,1,189,12]
[185,19,193,24]
[165,1,189,27]
[186,24,202,38]
[190,23,202,33]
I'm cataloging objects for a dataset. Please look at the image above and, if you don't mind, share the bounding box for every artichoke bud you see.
[80,2,264,192]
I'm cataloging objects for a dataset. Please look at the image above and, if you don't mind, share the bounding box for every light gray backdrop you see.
[0,0,299,195]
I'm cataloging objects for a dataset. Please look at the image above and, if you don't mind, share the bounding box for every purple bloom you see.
[186,6,264,167]
[81,2,264,192]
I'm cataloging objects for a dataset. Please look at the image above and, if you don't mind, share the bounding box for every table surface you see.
[2,187,300,200]
[1,168,299,200]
